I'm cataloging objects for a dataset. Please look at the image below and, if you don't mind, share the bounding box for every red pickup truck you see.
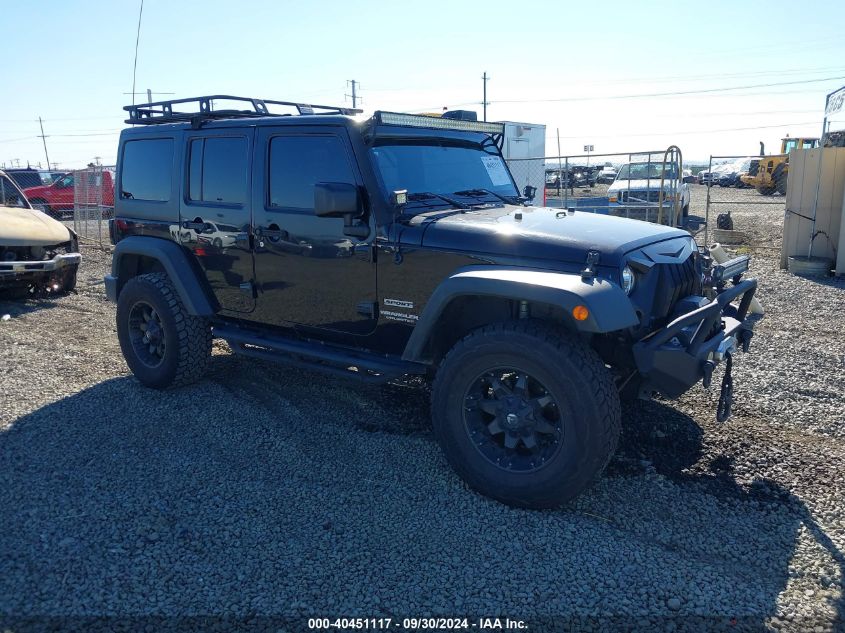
[23,170,115,218]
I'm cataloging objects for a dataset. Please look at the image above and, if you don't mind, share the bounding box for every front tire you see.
[431,321,621,509]
[116,272,211,389]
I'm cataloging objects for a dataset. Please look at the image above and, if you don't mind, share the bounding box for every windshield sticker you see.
[481,156,511,187]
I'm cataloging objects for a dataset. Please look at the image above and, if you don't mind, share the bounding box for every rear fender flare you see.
[110,236,216,316]
[402,266,638,363]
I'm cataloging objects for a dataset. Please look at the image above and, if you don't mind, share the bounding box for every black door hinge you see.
[581,250,600,280]
[356,301,378,319]
[355,243,376,262]
[239,282,255,297]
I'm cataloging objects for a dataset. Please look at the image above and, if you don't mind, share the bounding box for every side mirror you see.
[314,182,369,238]
[523,185,537,202]
[314,182,361,218]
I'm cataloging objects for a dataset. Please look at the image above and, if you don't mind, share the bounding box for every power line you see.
[681,34,844,59]
[545,120,822,140]
[359,65,845,97]
[493,76,845,104]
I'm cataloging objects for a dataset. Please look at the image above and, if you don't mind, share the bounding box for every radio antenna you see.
[131,0,145,107]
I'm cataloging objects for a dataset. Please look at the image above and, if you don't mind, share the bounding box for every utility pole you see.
[122,90,174,103]
[482,72,490,122]
[38,117,50,172]
[346,80,360,108]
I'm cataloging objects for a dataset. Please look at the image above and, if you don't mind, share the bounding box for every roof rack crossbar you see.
[124,95,362,125]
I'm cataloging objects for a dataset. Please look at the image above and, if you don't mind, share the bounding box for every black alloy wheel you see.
[128,300,166,368]
[463,368,563,473]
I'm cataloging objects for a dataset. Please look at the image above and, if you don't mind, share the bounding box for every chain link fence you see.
[507,148,690,229]
[702,154,786,248]
[72,164,115,247]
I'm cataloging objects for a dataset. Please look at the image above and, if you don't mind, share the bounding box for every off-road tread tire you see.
[117,272,211,389]
[431,320,621,509]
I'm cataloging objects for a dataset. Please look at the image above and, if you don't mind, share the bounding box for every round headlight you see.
[622,265,636,295]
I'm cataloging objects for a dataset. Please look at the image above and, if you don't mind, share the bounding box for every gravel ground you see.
[0,190,843,632]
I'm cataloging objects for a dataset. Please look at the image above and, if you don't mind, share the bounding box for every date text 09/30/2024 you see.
[307,617,528,630]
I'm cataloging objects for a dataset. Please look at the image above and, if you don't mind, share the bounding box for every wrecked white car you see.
[0,170,81,298]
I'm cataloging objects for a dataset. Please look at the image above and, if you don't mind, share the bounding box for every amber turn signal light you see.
[572,305,589,321]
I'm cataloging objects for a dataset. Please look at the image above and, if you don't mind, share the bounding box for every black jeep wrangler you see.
[105,96,757,509]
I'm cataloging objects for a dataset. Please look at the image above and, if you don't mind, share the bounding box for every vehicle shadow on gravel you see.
[0,290,80,317]
[0,369,841,627]
[606,399,844,627]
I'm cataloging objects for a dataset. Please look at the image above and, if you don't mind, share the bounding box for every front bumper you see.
[632,278,757,398]
[0,253,81,286]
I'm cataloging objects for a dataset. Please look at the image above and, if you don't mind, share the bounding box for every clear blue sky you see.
[1,0,844,168]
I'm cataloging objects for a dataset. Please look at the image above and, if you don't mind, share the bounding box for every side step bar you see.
[214,325,427,384]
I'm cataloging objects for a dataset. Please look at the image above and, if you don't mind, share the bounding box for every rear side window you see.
[188,137,247,205]
[269,135,355,211]
[120,139,173,201]
[0,175,27,208]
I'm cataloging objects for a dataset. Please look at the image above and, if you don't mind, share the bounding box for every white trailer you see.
[500,121,546,203]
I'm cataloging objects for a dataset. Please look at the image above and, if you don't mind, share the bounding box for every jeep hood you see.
[406,205,689,265]
[0,205,72,246]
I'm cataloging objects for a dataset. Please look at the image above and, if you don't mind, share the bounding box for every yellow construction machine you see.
[740,136,819,195]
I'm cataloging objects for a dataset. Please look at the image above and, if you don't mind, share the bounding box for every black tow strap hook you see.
[716,352,734,423]
[739,329,753,353]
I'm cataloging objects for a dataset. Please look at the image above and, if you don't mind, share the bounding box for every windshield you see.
[616,163,678,180]
[370,142,518,209]
[0,175,29,208]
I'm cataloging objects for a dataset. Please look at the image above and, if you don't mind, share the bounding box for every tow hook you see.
[716,352,734,423]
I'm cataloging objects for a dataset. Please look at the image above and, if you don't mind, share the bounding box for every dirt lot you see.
[1,186,844,631]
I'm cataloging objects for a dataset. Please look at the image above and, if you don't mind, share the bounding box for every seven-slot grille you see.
[654,254,699,318]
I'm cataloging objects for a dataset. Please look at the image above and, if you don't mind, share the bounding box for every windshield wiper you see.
[452,188,519,205]
[406,192,470,210]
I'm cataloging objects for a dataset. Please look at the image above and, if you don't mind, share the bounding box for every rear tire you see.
[431,321,621,509]
[116,272,211,389]
[757,185,777,196]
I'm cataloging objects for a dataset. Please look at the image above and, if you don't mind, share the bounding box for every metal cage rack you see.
[124,95,363,126]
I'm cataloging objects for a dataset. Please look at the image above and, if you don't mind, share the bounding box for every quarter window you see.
[188,137,248,205]
[120,139,173,201]
[269,136,355,211]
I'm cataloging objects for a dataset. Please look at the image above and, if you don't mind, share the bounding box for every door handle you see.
[255,227,287,239]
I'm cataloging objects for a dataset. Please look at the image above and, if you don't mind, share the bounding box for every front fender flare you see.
[402,266,638,363]
[108,236,216,316]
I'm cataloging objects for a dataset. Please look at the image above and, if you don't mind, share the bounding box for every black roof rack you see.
[124,95,362,127]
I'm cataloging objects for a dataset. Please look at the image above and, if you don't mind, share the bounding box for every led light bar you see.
[712,255,750,283]
[375,111,504,135]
